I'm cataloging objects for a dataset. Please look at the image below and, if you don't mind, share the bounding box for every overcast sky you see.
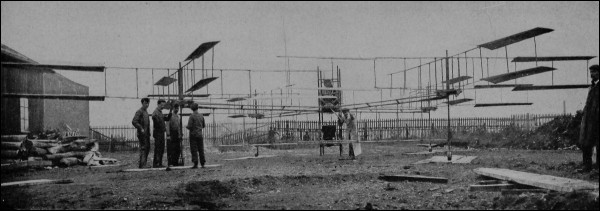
[2,1,599,126]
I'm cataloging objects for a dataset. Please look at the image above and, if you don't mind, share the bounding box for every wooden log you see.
[473,168,599,192]
[0,160,53,171]
[29,139,60,144]
[47,145,70,154]
[31,141,60,149]
[59,157,80,166]
[1,142,21,150]
[468,184,515,192]
[1,135,27,143]
[1,179,73,187]
[32,147,49,156]
[44,152,88,160]
[1,150,20,159]
[378,175,449,184]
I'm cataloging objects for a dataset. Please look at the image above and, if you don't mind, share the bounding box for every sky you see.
[1,1,599,127]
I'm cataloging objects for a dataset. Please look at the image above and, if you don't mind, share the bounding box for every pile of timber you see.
[1,134,117,169]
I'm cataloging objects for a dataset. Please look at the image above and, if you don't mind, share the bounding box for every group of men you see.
[132,98,207,169]
[335,108,361,159]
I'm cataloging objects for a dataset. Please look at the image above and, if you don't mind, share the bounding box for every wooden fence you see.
[90,113,564,151]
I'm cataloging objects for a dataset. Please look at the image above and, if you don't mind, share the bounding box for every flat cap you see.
[590,64,599,71]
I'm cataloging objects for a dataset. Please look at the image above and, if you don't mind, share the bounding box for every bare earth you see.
[1,141,598,210]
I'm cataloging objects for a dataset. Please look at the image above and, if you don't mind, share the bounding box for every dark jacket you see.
[579,81,599,147]
[186,112,205,137]
[152,108,167,134]
[132,108,150,137]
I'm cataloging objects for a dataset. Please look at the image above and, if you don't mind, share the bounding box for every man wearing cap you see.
[132,98,150,168]
[166,103,182,168]
[577,64,599,172]
[186,103,206,168]
[152,99,168,168]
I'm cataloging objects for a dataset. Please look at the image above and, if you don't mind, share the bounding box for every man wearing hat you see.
[132,98,151,168]
[186,102,206,168]
[152,99,169,168]
[578,64,599,172]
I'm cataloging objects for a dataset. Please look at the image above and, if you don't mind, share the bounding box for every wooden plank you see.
[122,164,222,172]
[468,184,515,192]
[1,179,73,187]
[473,168,600,192]
[378,175,448,184]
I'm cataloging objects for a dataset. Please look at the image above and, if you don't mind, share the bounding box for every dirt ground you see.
[1,141,598,210]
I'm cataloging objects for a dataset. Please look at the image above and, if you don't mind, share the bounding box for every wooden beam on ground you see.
[473,168,600,192]
[501,189,551,195]
[468,184,515,192]
[413,155,478,164]
[121,164,222,172]
[223,155,277,161]
[1,179,73,187]
[378,175,449,184]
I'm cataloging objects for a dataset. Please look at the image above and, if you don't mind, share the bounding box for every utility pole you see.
[446,51,452,161]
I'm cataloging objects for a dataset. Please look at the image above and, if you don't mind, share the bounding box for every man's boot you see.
[191,162,198,169]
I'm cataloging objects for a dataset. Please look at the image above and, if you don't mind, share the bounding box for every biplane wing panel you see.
[445,98,473,105]
[480,66,555,84]
[512,56,595,62]
[154,77,177,86]
[474,103,533,107]
[512,84,590,91]
[474,84,533,89]
[478,27,553,50]
[442,76,472,85]
[184,41,220,61]
[185,77,218,93]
